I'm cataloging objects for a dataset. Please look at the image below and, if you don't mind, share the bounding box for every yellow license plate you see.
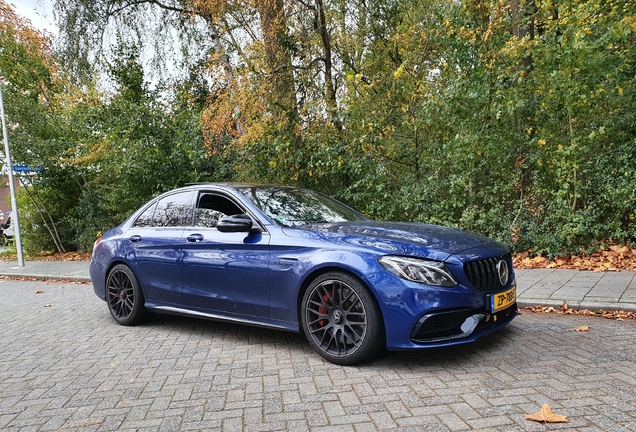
[490,286,516,312]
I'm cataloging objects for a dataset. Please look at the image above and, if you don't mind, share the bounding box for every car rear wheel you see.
[301,271,384,365]
[106,264,147,326]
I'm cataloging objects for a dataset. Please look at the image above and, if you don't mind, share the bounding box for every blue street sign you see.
[12,165,42,173]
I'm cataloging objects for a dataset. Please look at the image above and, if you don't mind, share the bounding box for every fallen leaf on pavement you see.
[573,326,590,332]
[0,251,90,262]
[44,304,52,307]
[560,301,568,311]
[523,306,636,320]
[514,244,636,271]
[0,275,90,284]
[526,404,568,423]
[35,290,44,294]
[524,305,556,313]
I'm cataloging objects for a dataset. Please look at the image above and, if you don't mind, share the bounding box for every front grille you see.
[464,253,511,291]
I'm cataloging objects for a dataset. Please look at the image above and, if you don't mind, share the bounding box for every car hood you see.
[282,221,498,261]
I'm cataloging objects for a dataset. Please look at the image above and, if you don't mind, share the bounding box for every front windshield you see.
[237,186,370,227]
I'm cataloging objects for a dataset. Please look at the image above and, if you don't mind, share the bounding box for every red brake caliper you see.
[318,291,332,327]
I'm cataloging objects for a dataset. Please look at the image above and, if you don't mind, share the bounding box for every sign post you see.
[0,79,25,267]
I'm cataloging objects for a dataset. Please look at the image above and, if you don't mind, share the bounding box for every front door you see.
[181,192,270,318]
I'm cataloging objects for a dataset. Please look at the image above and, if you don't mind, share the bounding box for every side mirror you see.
[217,214,262,233]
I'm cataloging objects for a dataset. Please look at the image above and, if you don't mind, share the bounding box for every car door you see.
[181,191,270,318]
[127,190,194,305]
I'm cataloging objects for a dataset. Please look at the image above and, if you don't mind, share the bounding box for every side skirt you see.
[149,305,298,332]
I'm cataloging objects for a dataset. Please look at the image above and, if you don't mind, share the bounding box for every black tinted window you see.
[132,203,156,228]
[152,191,193,228]
[194,193,243,228]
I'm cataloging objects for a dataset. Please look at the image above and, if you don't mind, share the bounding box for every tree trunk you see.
[256,0,299,126]
[315,0,341,130]
[510,0,536,70]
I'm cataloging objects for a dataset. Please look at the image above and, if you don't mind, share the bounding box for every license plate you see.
[490,286,516,312]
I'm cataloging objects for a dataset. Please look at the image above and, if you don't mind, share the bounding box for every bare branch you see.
[108,0,194,17]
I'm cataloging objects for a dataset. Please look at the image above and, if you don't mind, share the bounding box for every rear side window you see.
[132,203,156,228]
[153,191,194,227]
[132,191,193,228]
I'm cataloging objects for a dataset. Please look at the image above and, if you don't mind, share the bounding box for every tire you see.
[105,264,148,326]
[301,271,385,365]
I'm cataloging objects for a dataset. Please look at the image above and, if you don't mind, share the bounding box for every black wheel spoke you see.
[341,290,355,308]
[124,297,134,312]
[308,298,327,309]
[329,330,340,354]
[319,327,331,346]
[309,326,325,335]
[308,315,327,326]
[332,284,341,305]
[320,286,332,305]
[344,324,363,342]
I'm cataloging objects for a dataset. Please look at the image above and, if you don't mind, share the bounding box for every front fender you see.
[268,248,382,324]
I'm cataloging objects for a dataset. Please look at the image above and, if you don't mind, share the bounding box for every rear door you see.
[127,190,194,305]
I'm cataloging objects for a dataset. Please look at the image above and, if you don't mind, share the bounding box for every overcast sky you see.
[9,0,56,33]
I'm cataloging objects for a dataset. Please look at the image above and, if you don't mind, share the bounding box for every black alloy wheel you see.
[106,264,147,326]
[301,271,384,365]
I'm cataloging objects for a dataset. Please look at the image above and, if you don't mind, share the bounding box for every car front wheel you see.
[106,264,147,326]
[301,271,385,365]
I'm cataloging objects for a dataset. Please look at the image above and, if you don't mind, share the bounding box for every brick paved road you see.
[1,279,635,432]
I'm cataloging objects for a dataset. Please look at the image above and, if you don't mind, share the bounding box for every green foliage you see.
[328,0,636,255]
[2,8,222,252]
[58,43,223,251]
[6,0,636,255]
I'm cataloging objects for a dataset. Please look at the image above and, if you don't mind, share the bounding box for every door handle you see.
[187,233,204,242]
[129,235,142,243]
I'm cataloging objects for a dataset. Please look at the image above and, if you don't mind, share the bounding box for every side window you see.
[132,203,156,228]
[194,193,243,228]
[152,191,194,228]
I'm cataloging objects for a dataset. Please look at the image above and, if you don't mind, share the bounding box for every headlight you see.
[378,256,458,287]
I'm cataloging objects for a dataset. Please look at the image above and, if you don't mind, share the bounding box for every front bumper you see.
[410,302,518,343]
[363,269,518,350]
[387,303,518,351]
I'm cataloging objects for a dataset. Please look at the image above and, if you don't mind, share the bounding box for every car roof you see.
[180,183,303,195]
[185,182,297,189]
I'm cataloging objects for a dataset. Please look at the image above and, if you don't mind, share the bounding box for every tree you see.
[0,0,68,252]
[49,0,636,256]
[2,1,224,252]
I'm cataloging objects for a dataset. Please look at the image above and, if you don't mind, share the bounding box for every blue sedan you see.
[90,184,518,365]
